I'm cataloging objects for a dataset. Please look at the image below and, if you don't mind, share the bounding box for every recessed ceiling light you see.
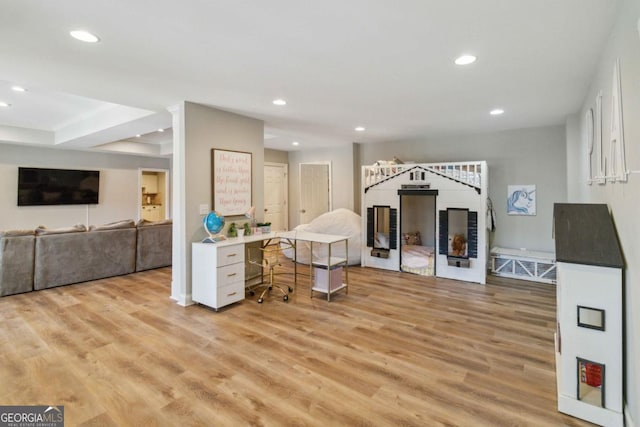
[70,30,100,43]
[157,128,164,132]
[454,54,477,65]
[11,86,27,92]
[0,101,11,108]
[490,108,504,115]
[355,126,365,132]
[292,141,299,146]
[135,134,141,138]
[272,99,287,106]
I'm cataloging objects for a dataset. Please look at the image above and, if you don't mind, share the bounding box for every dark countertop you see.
[553,203,623,268]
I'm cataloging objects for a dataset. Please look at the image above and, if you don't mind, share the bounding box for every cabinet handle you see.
[227,292,237,297]
[227,272,237,277]
[227,253,237,257]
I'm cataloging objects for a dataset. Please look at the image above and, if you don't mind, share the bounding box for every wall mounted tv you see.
[17,167,100,206]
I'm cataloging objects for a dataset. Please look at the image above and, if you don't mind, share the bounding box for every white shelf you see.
[311,283,347,295]
[311,256,347,268]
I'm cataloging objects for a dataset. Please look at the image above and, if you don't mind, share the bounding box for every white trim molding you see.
[167,102,192,306]
[608,58,628,182]
[625,403,636,427]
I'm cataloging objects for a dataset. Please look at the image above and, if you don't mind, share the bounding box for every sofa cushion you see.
[35,224,86,235]
[34,228,136,290]
[89,219,135,231]
[0,234,35,296]
[136,221,172,271]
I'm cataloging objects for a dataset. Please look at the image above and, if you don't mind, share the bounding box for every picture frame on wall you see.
[507,185,536,215]
[211,148,252,216]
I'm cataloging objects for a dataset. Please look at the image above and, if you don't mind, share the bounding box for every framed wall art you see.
[211,148,252,216]
[507,185,536,215]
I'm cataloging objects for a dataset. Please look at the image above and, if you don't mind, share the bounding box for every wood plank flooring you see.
[0,262,595,426]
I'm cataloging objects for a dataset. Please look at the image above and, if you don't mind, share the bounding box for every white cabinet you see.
[192,242,245,310]
[142,173,158,194]
[142,205,162,222]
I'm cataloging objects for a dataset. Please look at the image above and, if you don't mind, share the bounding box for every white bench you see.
[490,247,556,284]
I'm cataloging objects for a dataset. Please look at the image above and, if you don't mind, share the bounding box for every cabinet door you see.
[149,206,161,221]
[142,174,158,193]
[141,206,154,221]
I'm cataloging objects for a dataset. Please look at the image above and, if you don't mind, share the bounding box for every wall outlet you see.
[199,204,209,215]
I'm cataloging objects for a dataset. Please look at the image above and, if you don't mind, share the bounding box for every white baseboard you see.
[626,403,636,427]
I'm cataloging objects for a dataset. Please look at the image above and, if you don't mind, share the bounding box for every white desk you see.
[192,231,349,309]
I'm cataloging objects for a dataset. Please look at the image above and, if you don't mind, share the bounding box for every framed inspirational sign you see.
[211,148,252,216]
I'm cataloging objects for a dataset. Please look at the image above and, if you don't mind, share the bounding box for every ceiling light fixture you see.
[0,102,11,108]
[11,86,27,92]
[272,99,287,106]
[70,30,100,43]
[355,126,365,132]
[454,54,477,65]
[292,141,299,146]
[490,108,504,115]
[157,128,164,132]
[135,134,141,138]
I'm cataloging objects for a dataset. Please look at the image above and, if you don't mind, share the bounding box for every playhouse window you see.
[438,208,478,260]
[367,205,397,256]
[447,209,468,257]
[374,206,390,249]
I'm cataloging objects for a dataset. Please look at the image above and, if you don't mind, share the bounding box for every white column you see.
[167,102,191,306]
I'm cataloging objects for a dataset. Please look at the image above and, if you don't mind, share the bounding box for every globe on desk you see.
[203,210,226,242]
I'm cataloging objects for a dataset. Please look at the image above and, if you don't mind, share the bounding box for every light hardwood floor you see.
[0,262,594,426]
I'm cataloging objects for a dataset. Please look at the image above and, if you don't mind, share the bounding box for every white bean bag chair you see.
[282,208,362,265]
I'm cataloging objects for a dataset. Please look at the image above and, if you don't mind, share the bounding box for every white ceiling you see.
[0,0,619,154]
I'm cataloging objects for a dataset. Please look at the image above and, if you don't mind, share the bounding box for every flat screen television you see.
[17,167,100,206]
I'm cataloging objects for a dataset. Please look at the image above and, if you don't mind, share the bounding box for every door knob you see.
[300,209,306,213]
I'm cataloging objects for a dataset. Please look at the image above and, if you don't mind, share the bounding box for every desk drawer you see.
[217,244,245,266]
[217,262,244,285]
[217,281,244,307]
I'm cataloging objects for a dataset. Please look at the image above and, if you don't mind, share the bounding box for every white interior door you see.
[299,162,331,224]
[264,162,288,231]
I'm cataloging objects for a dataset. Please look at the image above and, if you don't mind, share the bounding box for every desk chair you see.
[247,242,293,303]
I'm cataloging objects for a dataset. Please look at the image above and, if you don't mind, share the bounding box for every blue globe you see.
[203,211,225,237]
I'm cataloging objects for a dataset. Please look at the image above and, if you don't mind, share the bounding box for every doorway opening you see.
[399,190,437,276]
[139,168,170,222]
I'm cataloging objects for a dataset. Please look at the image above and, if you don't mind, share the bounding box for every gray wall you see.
[566,0,639,421]
[265,148,288,164]
[0,143,169,230]
[357,125,567,252]
[181,102,264,296]
[288,145,354,228]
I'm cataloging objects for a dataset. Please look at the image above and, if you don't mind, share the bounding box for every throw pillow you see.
[35,224,87,235]
[89,219,135,231]
[403,231,422,246]
[0,229,35,237]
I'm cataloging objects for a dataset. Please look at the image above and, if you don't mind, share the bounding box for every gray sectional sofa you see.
[0,219,172,297]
